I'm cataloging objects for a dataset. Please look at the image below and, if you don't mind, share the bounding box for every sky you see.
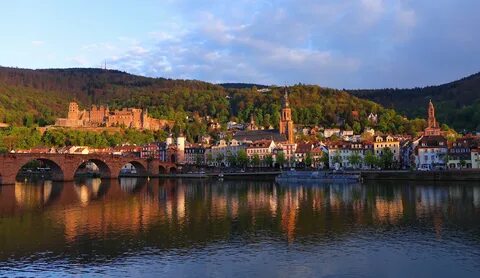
[1,0,479,89]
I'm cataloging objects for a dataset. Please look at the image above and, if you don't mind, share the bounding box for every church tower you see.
[427,100,438,128]
[424,100,441,136]
[279,87,295,144]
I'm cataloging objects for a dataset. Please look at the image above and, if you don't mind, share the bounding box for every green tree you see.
[352,121,362,134]
[206,153,214,166]
[226,151,237,167]
[276,151,286,168]
[332,151,342,167]
[304,153,313,168]
[364,150,378,169]
[215,153,225,166]
[237,150,249,168]
[380,147,394,169]
[348,152,362,169]
[264,154,274,168]
[321,152,329,169]
[195,154,204,166]
[251,154,260,167]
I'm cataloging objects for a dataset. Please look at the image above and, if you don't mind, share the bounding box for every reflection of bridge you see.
[0,153,177,184]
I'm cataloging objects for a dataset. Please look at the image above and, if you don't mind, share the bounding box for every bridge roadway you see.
[0,153,177,185]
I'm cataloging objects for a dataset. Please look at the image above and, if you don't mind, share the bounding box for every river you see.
[1,178,480,277]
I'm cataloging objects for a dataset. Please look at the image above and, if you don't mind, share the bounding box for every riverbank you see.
[9,169,480,185]
[156,169,480,182]
[155,171,281,180]
[361,169,480,182]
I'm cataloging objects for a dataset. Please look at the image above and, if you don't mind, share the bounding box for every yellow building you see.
[374,135,400,162]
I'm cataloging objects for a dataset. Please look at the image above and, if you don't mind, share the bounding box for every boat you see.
[275,170,361,184]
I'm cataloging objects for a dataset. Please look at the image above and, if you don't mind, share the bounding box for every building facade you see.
[416,136,448,170]
[373,135,400,163]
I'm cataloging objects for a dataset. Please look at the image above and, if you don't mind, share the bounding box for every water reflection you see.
[1,178,480,275]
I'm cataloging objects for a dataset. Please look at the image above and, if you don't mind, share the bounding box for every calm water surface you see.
[1,178,480,277]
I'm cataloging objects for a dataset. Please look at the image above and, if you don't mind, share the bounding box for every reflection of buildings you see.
[74,178,103,206]
[3,179,480,252]
[14,181,53,208]
[374,198,403,222]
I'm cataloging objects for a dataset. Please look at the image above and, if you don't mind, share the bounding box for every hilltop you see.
[350,72,480,132]
[0,66,426,140]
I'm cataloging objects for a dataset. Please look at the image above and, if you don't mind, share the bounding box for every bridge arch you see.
[15,158,65,182]
[118,160,147,176]
[74,158,112,179]
[159,165,167,174]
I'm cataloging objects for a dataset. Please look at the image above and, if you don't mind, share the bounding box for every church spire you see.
[428,99,437,128]
[282,87,289,108]
[279,86,294,144]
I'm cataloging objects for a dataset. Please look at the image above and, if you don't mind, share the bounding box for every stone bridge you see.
[0,153,177,185]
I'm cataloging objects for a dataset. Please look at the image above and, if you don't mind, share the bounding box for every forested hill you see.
[0,66,426,139]
[219,83,269,89]
[0,66,224,126]
[349,72,480,132]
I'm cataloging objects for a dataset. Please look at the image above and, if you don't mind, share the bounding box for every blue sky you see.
[1,0,479,88]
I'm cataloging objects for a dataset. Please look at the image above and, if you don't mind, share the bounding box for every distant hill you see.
[219,83,269,89]
[350,72,480,132]
[0,66,428,138]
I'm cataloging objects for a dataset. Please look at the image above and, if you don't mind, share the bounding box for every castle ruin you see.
[55,102,172,131]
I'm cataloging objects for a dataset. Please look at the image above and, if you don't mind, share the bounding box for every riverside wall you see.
[361,170,480,182]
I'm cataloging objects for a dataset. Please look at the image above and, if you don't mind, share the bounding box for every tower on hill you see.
[279,87,295,144]
[424,100,441,136]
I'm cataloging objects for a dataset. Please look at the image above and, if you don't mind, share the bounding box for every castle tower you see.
[142,108,149,129]
[279,87,295,144]
[68,101,79,120]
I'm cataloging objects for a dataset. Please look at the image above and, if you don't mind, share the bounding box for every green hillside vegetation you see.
[0,127,167,153]
[350,72,480,132]
[0,66,434,148]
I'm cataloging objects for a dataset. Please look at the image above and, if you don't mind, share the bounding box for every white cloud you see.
[97,0,480,88]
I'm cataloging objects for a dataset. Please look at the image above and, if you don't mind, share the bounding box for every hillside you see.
[350,72,480,132]
[0,66,426,141]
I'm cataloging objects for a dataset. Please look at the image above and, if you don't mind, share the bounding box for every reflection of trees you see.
[1,179,480,261]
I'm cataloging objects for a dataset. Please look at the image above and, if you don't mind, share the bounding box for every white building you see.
[327,141,373,169]
[415,136,448,170]
[472,148,480,169]
[205,139,246,167]
[324,128,341,138]
[246,140,276,166]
